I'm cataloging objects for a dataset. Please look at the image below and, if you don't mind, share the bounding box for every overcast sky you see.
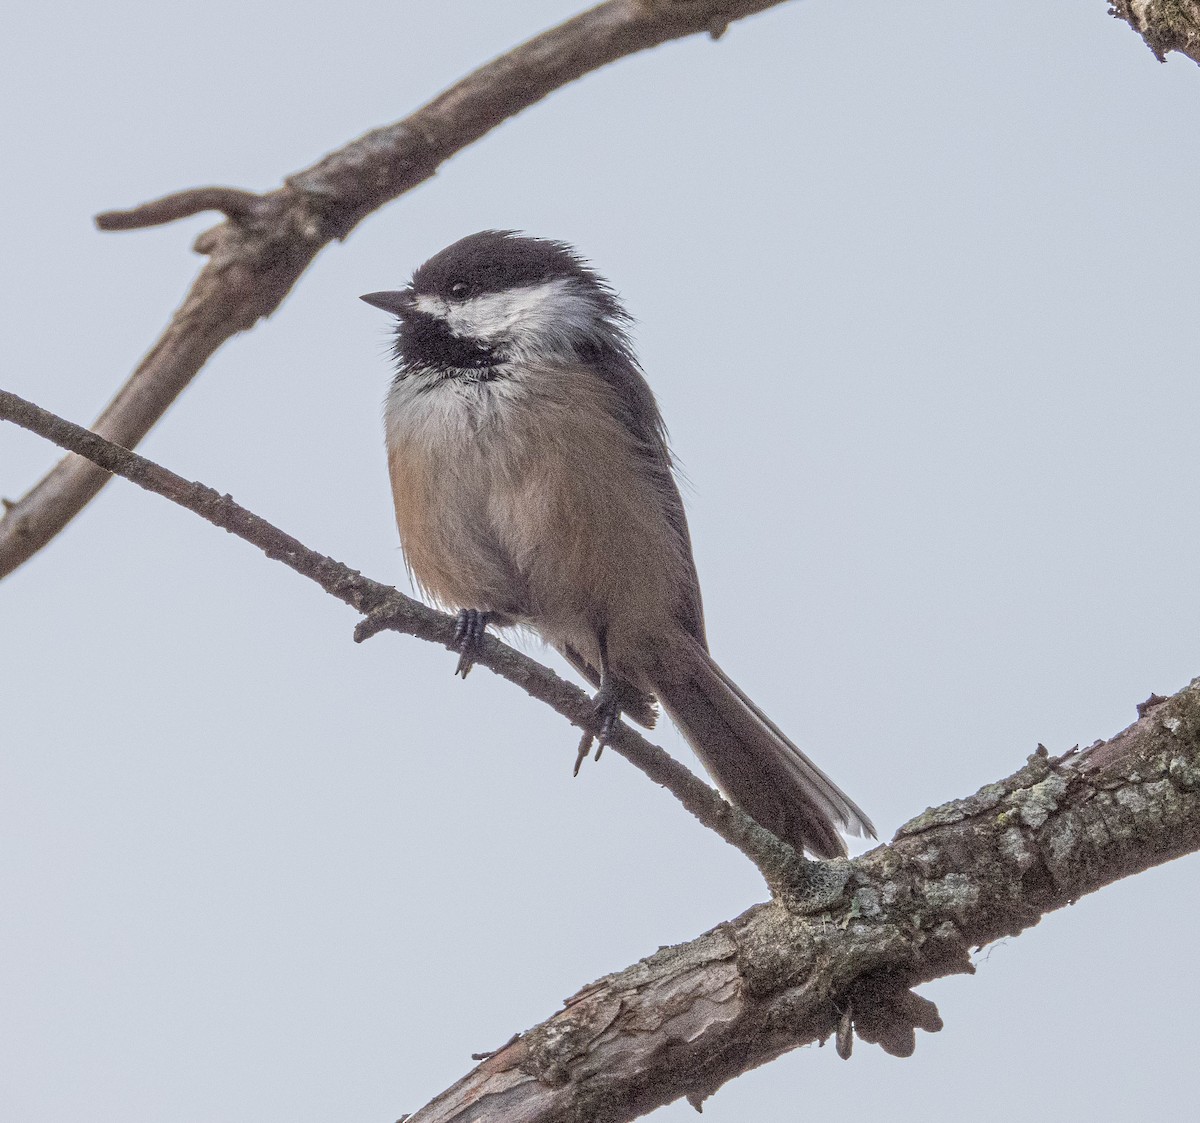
[3,2,1199,1120]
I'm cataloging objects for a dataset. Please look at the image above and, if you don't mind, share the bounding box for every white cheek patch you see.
[411,293,450,320]
[413,279,600,357]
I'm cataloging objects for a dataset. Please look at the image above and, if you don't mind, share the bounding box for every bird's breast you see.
[384,365,693,672]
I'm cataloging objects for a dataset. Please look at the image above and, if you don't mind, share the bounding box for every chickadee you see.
[361,231,874,858]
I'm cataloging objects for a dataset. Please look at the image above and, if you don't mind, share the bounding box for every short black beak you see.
[360,290,413,316]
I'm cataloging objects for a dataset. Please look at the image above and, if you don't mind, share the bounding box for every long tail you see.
[653,635,874,858]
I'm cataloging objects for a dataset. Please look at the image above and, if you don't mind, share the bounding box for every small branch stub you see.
[94,186,263,231]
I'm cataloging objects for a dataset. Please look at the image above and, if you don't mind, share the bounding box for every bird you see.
[361,231,874,858]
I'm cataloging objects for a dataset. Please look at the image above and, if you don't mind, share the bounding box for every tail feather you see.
[653,637,875,858]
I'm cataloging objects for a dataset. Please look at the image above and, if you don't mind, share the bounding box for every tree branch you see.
[0,387,805,892]
[1110,0,1200,63]
[94,186,262,231]
[7,385,1200,1116]
[398,686,1200,1121]
[0,0,795,582]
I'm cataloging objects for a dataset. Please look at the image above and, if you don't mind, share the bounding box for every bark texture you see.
[1111,0,1200,62]
[404,685,1200,1121]
[0,0,795,581]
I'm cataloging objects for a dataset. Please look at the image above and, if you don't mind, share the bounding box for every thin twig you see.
[94,186,263,231]
[0,0,797,581]
[0,387,805,891]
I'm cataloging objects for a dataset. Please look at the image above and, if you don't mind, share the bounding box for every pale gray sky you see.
[3,3,1199,1120]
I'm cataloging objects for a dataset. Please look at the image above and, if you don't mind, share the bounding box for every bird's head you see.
[361,230,631,380]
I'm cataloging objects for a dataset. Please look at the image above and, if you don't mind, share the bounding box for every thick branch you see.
[0,0,794,581]
[400,686,1200,1121]
[1111,0,1200,62]
[0,387,804,891]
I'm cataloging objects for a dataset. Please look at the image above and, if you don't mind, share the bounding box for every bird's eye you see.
[449,281,471,300]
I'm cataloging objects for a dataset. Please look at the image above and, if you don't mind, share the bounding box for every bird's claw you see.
[452,609,490,678]
[573,685,623,776]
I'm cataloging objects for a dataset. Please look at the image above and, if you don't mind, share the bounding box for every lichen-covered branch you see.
[0,387,804,890]
[0,0,796,581]
[1111,0,1200,63]
[402,687,1200,1122]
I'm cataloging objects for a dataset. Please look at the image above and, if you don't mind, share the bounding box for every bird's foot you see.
[452,609,490,678]
[573,681,624,776]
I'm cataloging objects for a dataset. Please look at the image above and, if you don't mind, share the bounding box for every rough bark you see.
[404,686,1200,1121]
[1111,0,1200,62]
[0,0,795,581]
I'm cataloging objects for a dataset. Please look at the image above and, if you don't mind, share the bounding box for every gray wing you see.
[590,346,708,649]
